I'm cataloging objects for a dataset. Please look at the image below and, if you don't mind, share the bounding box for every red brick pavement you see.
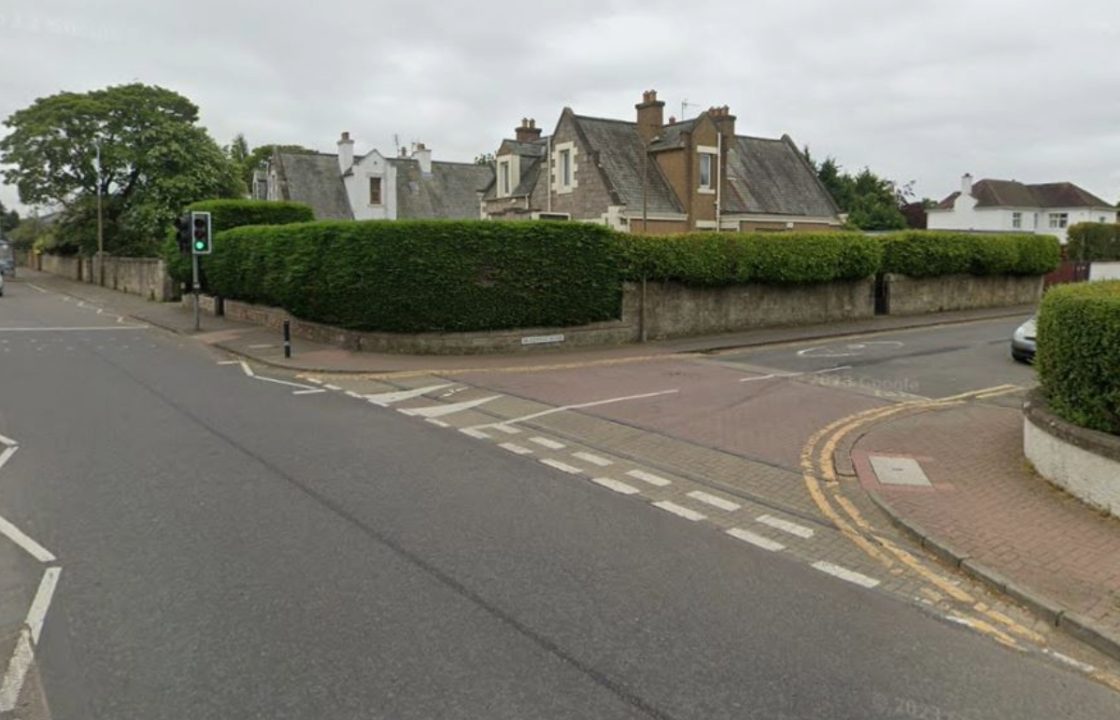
[852,400,1120,637]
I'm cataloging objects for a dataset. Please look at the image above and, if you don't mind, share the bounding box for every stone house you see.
[481,90,841,233]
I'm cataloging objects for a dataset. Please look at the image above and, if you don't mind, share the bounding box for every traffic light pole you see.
[192,252,201,332]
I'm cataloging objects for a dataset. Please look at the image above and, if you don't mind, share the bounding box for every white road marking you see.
[465,389,679,431]
[291,388,328,395]
[365,383,455,406]
[344,390,363,398]
[0,567,62,712]
[572,451,613,467]
[305,377,324,384]
[1043,649,1096,674]
[0,515,56,564]
[540,459,583,475]
[493,425,521,435]
[0,446,19,472]
[499,443,533,455]
[739,365,851,383]
[27,567,60,645]
[253,375,319,391]
[591,477,641,495]
[26,283,47,293]
[0,326,148,332]
[756,514,816,539]
[425,419,450,428]
[217,360,240,365]
[0,433,16,447]
[324,384,342,391]
[529,437,566,450]
[726,527,785,552]
[797,342,903,358]
[460,428,491,439]
[239,361,255,377]
[626,469,672,487]
[653,501,706,521]
[247,343,274,349]
[400,395,500,418]
[811,561,880,588]
[687,490,741,512]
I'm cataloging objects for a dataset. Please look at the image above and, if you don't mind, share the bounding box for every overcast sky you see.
[2,0,1118,214]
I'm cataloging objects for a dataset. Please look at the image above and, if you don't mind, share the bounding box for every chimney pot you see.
[515,117,542,142]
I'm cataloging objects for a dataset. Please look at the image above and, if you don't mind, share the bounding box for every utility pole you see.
[95,141,105,287]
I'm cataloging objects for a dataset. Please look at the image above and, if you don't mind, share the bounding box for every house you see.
[254,135,493,221]
[927,174,1117,243]
[481,90,842,233]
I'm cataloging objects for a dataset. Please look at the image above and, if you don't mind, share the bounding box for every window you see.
[1012,212,1021,229]
[1048,212,1068,229]
[499,160,510,196]
[560,149,572,188]
[1033,213,1039,228]
[368,177,382,205]
[699,153,713,190]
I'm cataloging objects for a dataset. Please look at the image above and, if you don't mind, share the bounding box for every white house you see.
[927,174,1116,243]
[254,133,492,221]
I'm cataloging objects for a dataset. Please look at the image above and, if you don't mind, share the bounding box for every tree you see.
[236,142,315,193]
[0,199,18,234]
[474,153,495,166]
[802,149,907,231]
[0,83,241,256]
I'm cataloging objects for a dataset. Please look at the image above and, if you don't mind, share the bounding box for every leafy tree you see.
[6,213,53,252]
[0,83,241,256]
[474,153,495,166]
[802,149,906,231]
[0,198,18,234]
[237,142,315,193]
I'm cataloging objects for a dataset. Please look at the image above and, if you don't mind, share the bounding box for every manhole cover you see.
[868,455,931,487]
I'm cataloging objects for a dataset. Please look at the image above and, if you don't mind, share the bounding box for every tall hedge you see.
[616,232,883,285]
[207,220,622,333]
[1036,280,1120,435]
[1067,223,1120,262]
[877,231,1061,277]
[163,199,314,288]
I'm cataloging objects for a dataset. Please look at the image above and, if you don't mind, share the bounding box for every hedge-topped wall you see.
[207,221,622,333]
[1037,280,1120,435]
[1068,223,1120,262]
[877,231,1060,277]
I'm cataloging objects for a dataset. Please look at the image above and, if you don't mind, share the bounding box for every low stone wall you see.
[1024,390,1120,518]
[638,278,875,340]
[885,274,1042,315]
[37,253,174,301]
[38,254,85,281]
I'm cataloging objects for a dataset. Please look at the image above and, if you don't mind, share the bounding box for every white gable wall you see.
[928,193,1115,243]
[343,150,397,221]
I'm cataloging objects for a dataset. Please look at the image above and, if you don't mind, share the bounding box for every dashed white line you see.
[540,459,583,475]
[291,388,328,395]
[726,527,785,552]
[400,396,501,418]
[305,377,324,384]
[529,437,566,450]
[217,360,240,366]
[324,384,342,391]
[0,433,17,447]
[591,477,641,495]
[687,491,741,512]
[739,365,851,383]
[0,515,56,564]
[811,561,880,588]
[460,428,491,439]
[499,443,533,455]
[366,384,455,406]
[1043,649,1096,674]
[425,419,450,428]
[0,445,18,472]
[239,361,256,377]
[466,389,679,431]
[344,391,363,398]
[493,425,521,435]
[572,451,613,467]
[626,469,672,487]
[26,283,47,293]
[0,630,33,712]
[652,501,706,522]
[26,567,60,645]
[756,514,816,539]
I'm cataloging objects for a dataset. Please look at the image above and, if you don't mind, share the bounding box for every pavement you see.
[6,272,1120,717]
[847,398,1120,659]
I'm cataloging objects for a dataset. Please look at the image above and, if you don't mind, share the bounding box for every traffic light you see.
[174,214,191,254]
[190,211,212,255]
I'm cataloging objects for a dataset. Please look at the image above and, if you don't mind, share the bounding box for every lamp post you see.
[95,141,104,286]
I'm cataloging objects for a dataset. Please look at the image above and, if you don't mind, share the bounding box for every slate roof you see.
[392,159,493,220]
[648,119,697,151]
[936,179,1113,210]
[273,152,352,220]
[723,136,839,217]
[571,115,683,215]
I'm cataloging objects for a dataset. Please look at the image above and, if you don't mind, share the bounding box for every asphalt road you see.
[1,280,1116,719]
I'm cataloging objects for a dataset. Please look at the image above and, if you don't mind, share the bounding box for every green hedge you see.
[1036,280,1120,435]
[207,220,622,333]
[877,231,1061,277]
[162,200,314,288]
[1068,223,1120,262]
[616,232,883,285]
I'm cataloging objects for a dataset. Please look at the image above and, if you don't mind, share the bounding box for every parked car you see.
[0,240,13,278]
[0,270,5,297]
[1011,316,1036,363]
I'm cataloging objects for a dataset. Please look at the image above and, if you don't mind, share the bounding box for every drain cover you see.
[868,455,931,487]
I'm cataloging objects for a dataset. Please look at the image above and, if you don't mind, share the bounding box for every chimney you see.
[337,131,354,173]
[708,105,736,138]
[515,118,542,143]
[635,89,665,142]
[412,142,432,174]
[961,173,973,195]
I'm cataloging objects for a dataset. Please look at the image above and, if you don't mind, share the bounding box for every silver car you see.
[1011,316,1036,363]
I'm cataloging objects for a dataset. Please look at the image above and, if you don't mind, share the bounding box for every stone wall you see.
[1024,390,1120,519]
[38,254,85,281]
[36,253,173,301]
[885,273,1042,315]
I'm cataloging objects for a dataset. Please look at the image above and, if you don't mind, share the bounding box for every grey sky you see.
[2,0,1118,214]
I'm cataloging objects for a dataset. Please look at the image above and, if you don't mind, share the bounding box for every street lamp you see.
[94,141,104,286]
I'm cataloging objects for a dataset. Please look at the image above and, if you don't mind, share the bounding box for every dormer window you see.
[499,159,511,197]
[697,146,717,193]
[369,177,382,205]
[553,141,577,194]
